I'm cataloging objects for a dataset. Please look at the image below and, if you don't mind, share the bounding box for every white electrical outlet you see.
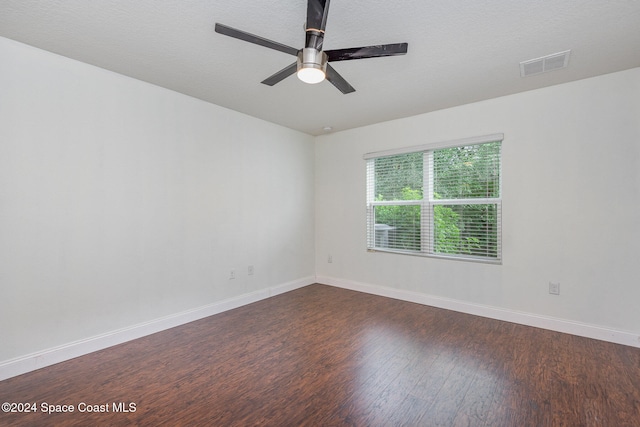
[248,265,254,275]
[549,282,560,295]
[328,255,333,263]
[229,270,235,280]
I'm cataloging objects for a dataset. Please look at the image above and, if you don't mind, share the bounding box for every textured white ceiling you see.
[2,0,640,135]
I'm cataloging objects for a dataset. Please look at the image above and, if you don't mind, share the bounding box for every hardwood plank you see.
[1,284,639,426]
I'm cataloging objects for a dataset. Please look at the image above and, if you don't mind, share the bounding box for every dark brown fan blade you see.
[325,43,408,62]
[215,23,299,56]
[305,0,330,51]
[306,0,330,32]
[261,62,298,86]
[325,64,355,94]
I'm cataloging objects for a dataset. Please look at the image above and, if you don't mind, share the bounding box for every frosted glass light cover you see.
[297,67,325,84]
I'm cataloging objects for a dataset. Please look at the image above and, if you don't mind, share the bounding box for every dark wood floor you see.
[1,284,639,426]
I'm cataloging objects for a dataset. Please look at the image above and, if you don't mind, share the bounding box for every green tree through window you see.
[366,138,501,262]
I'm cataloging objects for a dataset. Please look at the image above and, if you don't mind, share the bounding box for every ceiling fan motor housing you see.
[297,48,328,83]
[299,48,327,71]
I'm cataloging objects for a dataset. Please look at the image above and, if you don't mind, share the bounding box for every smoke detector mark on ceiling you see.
[520,50,571,77]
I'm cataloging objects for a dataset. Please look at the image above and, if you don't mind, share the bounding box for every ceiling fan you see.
[215,0,408,94]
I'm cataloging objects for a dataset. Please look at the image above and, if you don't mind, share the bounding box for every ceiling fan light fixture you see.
[297,48,327,84]
[297,67,325,84]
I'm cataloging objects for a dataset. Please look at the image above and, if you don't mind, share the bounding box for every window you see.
[365,134,502,263]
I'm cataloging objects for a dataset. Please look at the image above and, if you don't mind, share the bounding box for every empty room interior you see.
[1,1,639,425]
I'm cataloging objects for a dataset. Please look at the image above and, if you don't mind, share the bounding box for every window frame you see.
[365,134,503,264]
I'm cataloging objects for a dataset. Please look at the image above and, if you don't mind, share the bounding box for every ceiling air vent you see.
[520,50,571,77]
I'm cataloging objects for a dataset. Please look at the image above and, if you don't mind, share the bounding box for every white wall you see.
[316,67,640,337]
[0,37,315,363]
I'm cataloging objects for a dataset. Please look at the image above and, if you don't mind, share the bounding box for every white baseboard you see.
[0,276,314,381]
[317,276,640,349]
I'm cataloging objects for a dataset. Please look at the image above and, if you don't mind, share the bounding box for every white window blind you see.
[366,135,502,263]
